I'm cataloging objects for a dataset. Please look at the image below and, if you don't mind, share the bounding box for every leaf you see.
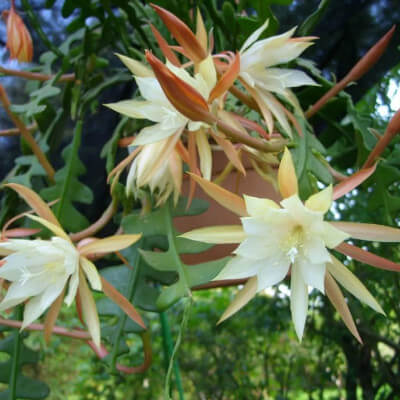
[291,118,332,199]
[298,0,331,36]
[41,121,93,232]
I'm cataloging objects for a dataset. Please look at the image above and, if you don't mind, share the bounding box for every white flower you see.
[0,237,79,329]
[106,56,216,146]
[239,20,318,136]
[216,189,349,339]
[126,137,182,206]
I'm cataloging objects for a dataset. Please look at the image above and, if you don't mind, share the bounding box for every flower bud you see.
[3,2,33,62]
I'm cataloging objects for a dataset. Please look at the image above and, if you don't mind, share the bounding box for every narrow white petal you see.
[133,124,181,146]
[65,268,79,306]
[243,195,280,217]
[290,266,309,341]
[234,236,279,260]
[303,237,331,264]
[21,277,67,329]
[240,19,270,53]
[196,130,212,180]
[78,272,101,348]
[281,195,321,226]
[214,255,259,281]
[297,259,326,293]
[256,260,290,292]
[80,257,102,291]
[181,225,245,244]
[321,222,350,248]
[305,185,333,214]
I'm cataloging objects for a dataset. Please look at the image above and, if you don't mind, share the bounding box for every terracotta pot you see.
[174,150,280,264]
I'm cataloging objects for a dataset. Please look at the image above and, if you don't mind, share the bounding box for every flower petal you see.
[214,255,259,281]
[80,257,102,291]
[22,276,67,329]
[240,19,269,53]
[278,147,298,198]
[325,271,362,343]
[116,53,153,77]
[256,260,290,291]
[305,185,332,213]
[188,173,247,216]
[5,183,60,227]
[195,129,212,180]
[243,195,280,217]
[78,234,142,257]
[26,215,70,242]
[65,267,79,306]
[180,225,245,244]
[330,222,400,242]
[321,222,350,248]
[218,276,258,323]
[290,265,309,341]
[78,270,101,348]
[328,255,384,314]
[297,259,326,293]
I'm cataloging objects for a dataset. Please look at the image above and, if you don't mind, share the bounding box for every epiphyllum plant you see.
[182,148,400,341]
[0,184,145,347]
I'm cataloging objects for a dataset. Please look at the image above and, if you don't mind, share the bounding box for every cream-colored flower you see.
[106,55,216,146]
[181,149,391,342]
[126,137,182,206]
[0,183,144,347]
[0,237,79,329]
[240,20,317,136]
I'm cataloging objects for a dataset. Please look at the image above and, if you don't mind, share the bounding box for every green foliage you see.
[0,327,49,399]
[41,121,93,232]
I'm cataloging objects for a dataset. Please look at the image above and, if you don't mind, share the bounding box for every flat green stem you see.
[9,306,23,400]
[162,200,191,296]
[160,311,185,400]
[110,246,142,371]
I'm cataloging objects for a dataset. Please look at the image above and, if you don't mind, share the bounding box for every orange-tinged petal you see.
[26,215,70,242]
[107,147,141,183]
[78,234,142,257]
[78,270,101,348]
[3,228,40,238]
[181,225,245,244]
[211,131,246,175]
[188,172,247,216]
[209,52,240,103]
[101,277,146,329]
[325,272,362,343]
[43,288,65,344]
[336,242,400,272]
[218,276,257,323]
[5,183,61,227]
[187,131,198,208]
[278,147,298,198]
[151,4,207,63]
[145,51,214,124]
[196,8,208,52]
[328,255,384,314]
[332,164,376,200]
[149,24,181,67]
[332,222,400,242]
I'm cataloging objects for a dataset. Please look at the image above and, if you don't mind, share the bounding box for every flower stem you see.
[9,306,22,400]
[0,84,55,182]
[0,66,75,82]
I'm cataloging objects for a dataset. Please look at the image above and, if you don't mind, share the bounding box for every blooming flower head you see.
[126,136,182,206]
[0,237,79,329]
[2,0,33,62]
[181,149,400,341]
[0,184,143,347]
[239,20,317,136]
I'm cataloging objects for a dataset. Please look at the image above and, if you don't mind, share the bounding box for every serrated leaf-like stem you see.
[162,200,191,296]
[9,306,22,400]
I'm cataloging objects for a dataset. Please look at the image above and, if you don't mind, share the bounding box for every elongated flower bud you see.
[145,51,215,125]
[3,2,33,62]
